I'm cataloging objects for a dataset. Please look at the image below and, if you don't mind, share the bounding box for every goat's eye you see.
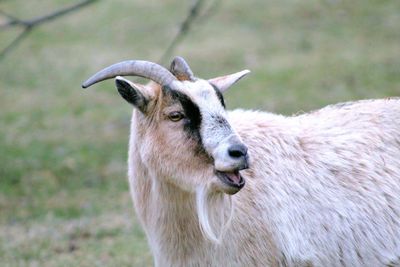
[168,111,185,122]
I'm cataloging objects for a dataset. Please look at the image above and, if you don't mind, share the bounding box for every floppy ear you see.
[115,76,153,113]
[208,70,250,92]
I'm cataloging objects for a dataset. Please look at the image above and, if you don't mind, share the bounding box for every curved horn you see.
[82,60,177,88]
[170,56,195,81]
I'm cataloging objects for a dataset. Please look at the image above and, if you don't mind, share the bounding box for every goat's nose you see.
[228,144,248,159]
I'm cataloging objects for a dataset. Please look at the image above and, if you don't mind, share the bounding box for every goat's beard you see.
[195,185,234,244]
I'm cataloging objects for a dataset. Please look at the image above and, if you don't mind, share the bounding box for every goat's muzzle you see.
[214,141,249,194]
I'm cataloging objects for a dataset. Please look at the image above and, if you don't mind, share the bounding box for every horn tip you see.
[82,78,96,89]
[81,81,90,89]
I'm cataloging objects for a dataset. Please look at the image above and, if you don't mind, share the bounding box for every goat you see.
[82,57,400,267]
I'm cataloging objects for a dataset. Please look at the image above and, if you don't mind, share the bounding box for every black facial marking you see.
[163,86,206,154]
[115,79,148,112]
[164,88,202,138]
[210,83,225,108]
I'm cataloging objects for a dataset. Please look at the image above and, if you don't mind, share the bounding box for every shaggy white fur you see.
[128,95,400,267]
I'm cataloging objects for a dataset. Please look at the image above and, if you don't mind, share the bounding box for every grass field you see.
[1,0,399,266]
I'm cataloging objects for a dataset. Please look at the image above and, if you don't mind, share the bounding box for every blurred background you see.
[0,0,399,266]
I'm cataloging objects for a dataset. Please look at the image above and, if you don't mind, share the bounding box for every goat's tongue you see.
[225,171,241,184]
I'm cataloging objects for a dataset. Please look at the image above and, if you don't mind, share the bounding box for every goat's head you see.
[82,57,250,195]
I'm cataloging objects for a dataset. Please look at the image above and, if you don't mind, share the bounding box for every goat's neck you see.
[134,172,209,264]
[128,121,207,262]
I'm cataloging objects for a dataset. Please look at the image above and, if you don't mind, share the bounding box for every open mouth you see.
[215,170,245,190]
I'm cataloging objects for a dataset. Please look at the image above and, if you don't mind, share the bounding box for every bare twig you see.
[0,28,32,58]
[1,0,219,63]
[159,0,219,64]
[197,0,221,23]
[0,10,26,28]
[0,0,98,59]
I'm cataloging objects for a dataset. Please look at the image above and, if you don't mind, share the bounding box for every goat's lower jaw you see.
[215,170,245,194]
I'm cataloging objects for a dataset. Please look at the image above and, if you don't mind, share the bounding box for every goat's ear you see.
[115,76,152,113]
[208,70,250,92]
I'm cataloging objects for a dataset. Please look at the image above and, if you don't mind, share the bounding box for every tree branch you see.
[0,10,26,28]
[1,0,219,63]
[197,0,221,23]
[159,0,220,64]
[0,27,32,59]
[0,0,98,59]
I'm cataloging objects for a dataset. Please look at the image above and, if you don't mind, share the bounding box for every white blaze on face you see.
[176,80,246,172]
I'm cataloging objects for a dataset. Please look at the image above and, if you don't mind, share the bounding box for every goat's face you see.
[82,57,250,194]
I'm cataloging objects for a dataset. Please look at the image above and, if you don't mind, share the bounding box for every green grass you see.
[0,0,399,266]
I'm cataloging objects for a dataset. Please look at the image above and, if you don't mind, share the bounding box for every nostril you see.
[228,144,248,158]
